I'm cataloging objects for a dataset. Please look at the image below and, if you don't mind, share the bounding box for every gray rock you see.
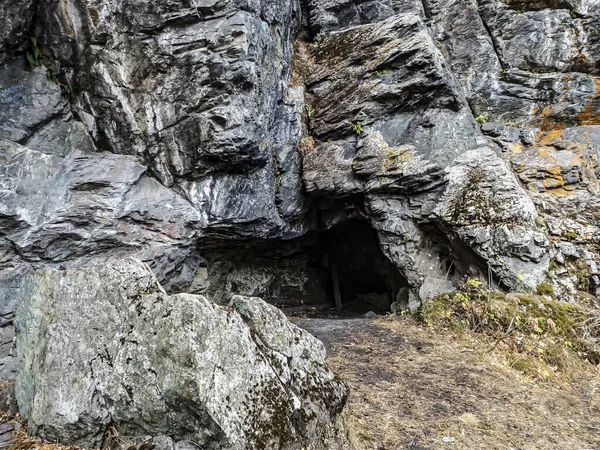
[0,60,68,143]
[193,253,328,307]
[480,5,577,73]
[0,136,204,346]
[0,0,36,63]
[0,380,18,416]
[306,13,477,159]
[307,0,423,32]
[433,147,549,290]
[35,0,310,233]
[423,0,502,109]
[1,0,600,388]
[16,258,349,449]
[303,141,362,196]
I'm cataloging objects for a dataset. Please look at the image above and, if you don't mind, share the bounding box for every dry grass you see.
[296,316,600,450]
[420,285,600,381]
[0,415,83,450]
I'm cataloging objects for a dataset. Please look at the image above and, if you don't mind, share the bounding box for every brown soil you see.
[294,317,600,450]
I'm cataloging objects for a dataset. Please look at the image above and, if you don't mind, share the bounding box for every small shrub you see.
[25,36,71,97]
[305,104,314,119]
[26,37,42,67]
[314,31,326,44]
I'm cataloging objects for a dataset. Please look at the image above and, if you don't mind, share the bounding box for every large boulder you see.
[433,147,550,290]
[15,258,349,450]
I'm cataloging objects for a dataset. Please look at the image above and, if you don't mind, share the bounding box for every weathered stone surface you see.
[433,147,550,290]
[575,14,600,74]
[0,134,205,361]
[0,0,35,63]
[16,258,348,449]
[303,141,362,196]
[35,0,310,236]
[307,0,422,32]
[0,140,200,265]
[423,0,501,109]
[306,13,477,159]
[1,0,600,389]
[0,60,68,143]
[480,5,577,73]
[192,254,328,307]
[298,0,600,306]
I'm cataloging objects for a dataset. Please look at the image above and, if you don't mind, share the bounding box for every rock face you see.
[0,1,35,64]
[16,258,348,449]
[35,0,310,234]
[1,0,600,417]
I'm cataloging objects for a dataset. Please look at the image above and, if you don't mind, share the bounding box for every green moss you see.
[475,114,489,124]
[536,282,556,299]
[510,356,537,373]
[418,293,454,326]
[419,288,599,377]
[447,168,520,226]
[574,260,592,292]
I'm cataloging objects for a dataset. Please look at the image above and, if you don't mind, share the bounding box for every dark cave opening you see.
[311,219,407,315]
[197,216,408,315]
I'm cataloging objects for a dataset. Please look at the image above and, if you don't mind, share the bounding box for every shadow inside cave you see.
[198,217,408,316]
[309,218,408,316]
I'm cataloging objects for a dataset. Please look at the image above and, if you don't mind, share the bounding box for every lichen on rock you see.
[15,258,349,450]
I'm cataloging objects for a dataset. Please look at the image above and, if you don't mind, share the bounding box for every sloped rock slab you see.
[0,420,20,448]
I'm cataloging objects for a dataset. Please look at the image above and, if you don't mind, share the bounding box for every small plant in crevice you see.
[313,31,327,46]
[305,104,314,119]
[26,37,43,67]
[350,120,364,135]
[475,114,489,124]
[375,69,387,77]
[25,36,71,97]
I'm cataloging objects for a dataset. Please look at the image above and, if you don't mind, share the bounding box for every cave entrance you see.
[313,219,407,316]
[195,216,407,316]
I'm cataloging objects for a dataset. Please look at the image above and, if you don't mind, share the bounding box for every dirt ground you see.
[294,316,600,450]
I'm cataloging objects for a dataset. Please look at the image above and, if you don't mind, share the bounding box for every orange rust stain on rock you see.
[575,78,600,126]
[542,177,564,189]
[536,105,566,132]
[549,187,575,197]
[538,129,566,146]
[61,0,77,36]
[507,143,524,154]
